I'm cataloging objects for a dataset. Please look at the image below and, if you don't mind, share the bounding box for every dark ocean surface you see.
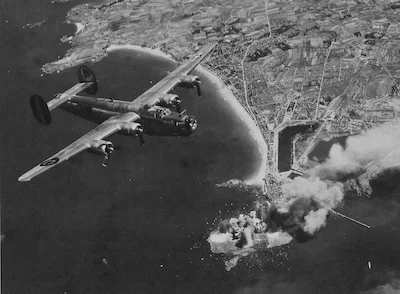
[2,1,400,294]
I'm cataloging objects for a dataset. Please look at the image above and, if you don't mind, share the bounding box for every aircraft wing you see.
[131,42,217,108]
[18,112,140,182]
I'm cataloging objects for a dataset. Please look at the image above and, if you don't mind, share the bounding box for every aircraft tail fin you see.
[30,94,52,125]
[29,66,98,125]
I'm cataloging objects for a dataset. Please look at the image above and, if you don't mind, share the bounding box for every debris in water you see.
[225,256,240,271]
[208,204,293,271]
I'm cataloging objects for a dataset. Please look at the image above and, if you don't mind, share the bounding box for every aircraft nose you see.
[185,116,197,132]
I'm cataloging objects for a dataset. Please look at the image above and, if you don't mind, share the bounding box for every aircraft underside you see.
[61,102,193,137]
[20,42,216,181]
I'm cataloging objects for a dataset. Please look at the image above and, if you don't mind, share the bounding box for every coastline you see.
[42,43,174,74]
[196,65,268,187]
[106,45,268,186]
[45,43,268,187]
[106,44,174,62]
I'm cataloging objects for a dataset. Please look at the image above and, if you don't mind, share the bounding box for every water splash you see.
[208,230,292,271]
[216,179,263,195]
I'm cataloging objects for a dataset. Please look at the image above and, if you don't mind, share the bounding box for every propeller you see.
[101,155,109,167]
[136,127,145,146]
[138,132,145,146]
[194,80,201,97]
[175,99,181,113]
[101,144,114,167]
[185,116,197,130]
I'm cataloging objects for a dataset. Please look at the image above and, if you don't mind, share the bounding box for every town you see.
[45,0,400,198]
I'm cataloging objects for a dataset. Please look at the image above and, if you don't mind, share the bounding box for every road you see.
[314,45,332,120]
[241,44,258,126]
[298,82,352,165]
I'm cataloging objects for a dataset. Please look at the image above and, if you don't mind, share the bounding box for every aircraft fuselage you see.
[60,99,197,137]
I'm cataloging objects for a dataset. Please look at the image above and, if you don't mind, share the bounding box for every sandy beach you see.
[106,44,174,62]
[44,43,268,186]
[43,44,174,74]
[105,45,268,187]
[196,65,268,187]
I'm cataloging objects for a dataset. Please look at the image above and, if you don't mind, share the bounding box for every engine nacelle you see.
[119,122,143,135]
[90,139,114,154]
[178,75,202,96]
[119,122,145,145]
[179,75,200,88]
[158,94,180,106]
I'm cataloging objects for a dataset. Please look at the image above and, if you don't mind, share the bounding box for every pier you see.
[298,93,348,165]
[266,119,319,180]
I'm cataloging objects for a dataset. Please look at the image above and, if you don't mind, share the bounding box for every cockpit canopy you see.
[147,106,172,118]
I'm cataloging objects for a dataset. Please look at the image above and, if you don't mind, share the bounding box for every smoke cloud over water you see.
[280,177,344,211]
[277,177,344,235]
[208,229,292,271]
[208,121,400,269]
[277,120,400,235]
[311,120,400,180]
[303,208,328,234]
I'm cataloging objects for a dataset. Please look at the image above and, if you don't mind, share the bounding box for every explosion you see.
[276,177,344,235]
[275,120,400,236]
[208,121,400,268]
[311,120,400,181]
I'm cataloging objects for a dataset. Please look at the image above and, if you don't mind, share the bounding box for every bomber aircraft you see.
[19,43,217,182]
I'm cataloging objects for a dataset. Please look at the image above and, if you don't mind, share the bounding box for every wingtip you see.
[18,176,31,182]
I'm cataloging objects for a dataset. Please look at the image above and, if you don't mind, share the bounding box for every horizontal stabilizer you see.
[30,82,92,125]
[47,82,94,111]
[30,66,98,125]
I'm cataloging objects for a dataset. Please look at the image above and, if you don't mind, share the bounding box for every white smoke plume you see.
[277,120,400,235]
[303,208,328,234]
[210,121,400,242]
[280,177,344,210]
[278,177,344,234]
[311,120,400,180]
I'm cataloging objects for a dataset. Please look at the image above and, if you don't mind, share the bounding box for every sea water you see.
[2,1,400,293]
[2,1,261,293]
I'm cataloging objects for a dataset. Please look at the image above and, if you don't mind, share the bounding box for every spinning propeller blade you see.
[138,133,145,146]
[176,103,181,113]
[101,144,114,167]
[135,127,145,146]
[195,82,201,97]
